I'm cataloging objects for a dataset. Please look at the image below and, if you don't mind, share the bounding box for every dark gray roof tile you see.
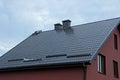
[0,17,120,70]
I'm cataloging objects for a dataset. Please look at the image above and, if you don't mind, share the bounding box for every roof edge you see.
[90,20,120,63]
[73,17,120,27]
[0,61,90,72]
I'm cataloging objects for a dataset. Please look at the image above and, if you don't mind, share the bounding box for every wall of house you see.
[0,67,84,80]
[86,28,120,80]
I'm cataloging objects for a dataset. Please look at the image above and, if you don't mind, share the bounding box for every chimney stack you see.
[54,23,63,30]
[62,20,71,29]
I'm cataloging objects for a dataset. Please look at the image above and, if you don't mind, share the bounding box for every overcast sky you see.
[0,0,120,56]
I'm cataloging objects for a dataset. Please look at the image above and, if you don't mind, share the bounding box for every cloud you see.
[0,0,120,56]
[0,41,17,56]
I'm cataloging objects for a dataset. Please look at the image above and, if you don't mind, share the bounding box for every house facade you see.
[87,28,120,80]
[0,18,120,80]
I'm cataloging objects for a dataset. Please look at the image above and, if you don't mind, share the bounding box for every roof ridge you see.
[73,17,120,27]
[34,17,120,33]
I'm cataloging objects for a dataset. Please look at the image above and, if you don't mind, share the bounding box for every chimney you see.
[62,20,71,29]
[54,23,63,30]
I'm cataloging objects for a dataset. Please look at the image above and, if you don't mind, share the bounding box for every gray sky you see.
[0,0,120,56]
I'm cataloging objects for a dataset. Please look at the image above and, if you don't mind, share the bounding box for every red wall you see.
[86,28,120,80]
[0,67,84,80]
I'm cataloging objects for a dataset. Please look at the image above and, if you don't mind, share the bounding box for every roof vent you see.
[23,58,42,62]
[62,20,71,29]
[54,23,63,30]
[32,30,42,35]
[67,53,91,58]
[8,59,23,62]
[23,58,34,62]
[46,54,66,58]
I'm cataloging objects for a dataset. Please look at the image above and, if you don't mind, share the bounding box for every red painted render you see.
[0,28,120,80]
[86,28,120,80]
[0,68,84,80]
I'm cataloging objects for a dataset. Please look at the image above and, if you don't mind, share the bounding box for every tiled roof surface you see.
[0,17,120,70]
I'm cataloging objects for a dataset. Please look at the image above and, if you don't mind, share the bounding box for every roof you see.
[0,17,120,71]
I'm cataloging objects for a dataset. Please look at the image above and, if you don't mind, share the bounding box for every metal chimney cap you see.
[62,20,71,22]
[54,23,62,26]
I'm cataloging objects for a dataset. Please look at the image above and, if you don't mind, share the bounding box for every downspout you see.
[83,63,87,80]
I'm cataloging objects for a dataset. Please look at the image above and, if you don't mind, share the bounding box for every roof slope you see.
[0,18,120,70]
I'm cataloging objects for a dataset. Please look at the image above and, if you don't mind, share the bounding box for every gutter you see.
[0,61,90,72]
